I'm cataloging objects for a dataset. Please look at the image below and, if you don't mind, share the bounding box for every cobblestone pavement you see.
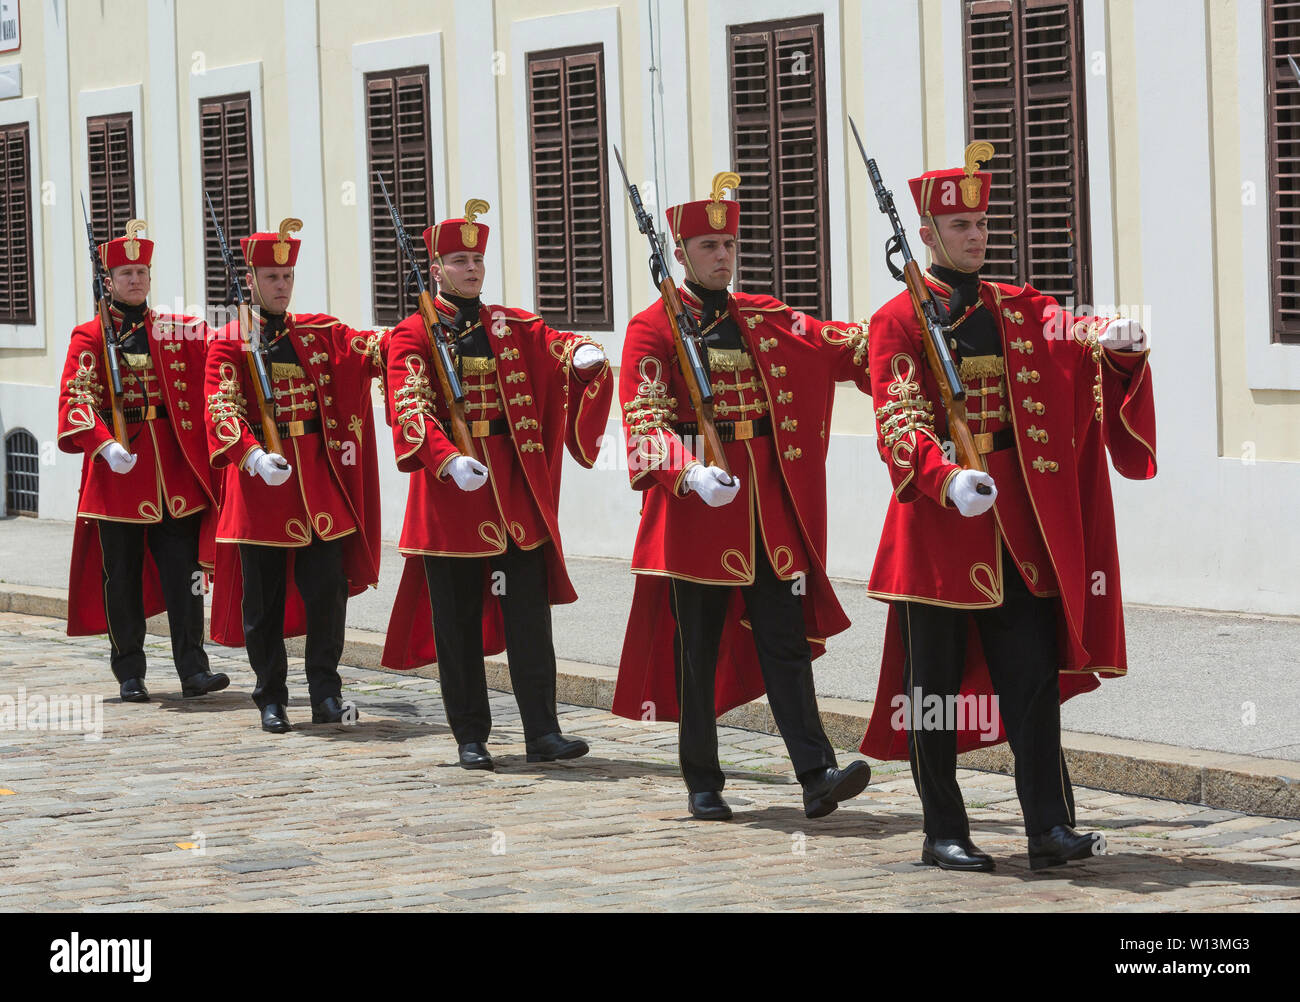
[1,612,1298,912]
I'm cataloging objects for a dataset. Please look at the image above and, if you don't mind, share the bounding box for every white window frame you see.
[0,96,44,349]
[78,84,147,246]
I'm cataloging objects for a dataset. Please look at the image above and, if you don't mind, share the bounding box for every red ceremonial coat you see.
[860,276,1157,760]
[57,308,218,636]
[203,312,383,646]
[379,299,613,670]
[611,287,873,722]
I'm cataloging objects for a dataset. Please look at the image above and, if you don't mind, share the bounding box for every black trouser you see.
[239,537,348,709]
[97,511,210,683]
[668,544,837,794]
[897,551,1075,837]
[422,542,560,745]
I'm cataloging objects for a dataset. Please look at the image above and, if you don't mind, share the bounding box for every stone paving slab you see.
[0,611,1298,912]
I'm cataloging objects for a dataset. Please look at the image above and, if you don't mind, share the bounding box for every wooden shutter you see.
[728,17,830,319]
[965,0,1090,309]
[200,93,257,307]
[87,113,136,246]
[0,123,35,325]
[1266,0,1300,343]
[366,67,434,327]
[527,47,613,331]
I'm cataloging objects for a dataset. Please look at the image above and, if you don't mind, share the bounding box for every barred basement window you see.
[5,429,39,517]
[0,122,35,325]
[87,113,136,247]
[728,16,830,320]
[1265,0,1300,344]
[527,46,613,331]
[964,0,1091,310]
[366,67,435,327]
[200,93,257,307]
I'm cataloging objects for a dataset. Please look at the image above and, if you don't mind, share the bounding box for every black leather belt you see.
[103,404,167,424]
[252,418,322,442]
[946,428,1016,455]
[675,416,772,442]
[470,417,509,438]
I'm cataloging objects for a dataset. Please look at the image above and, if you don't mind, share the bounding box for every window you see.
[1265,0,1300,344]
[365,67,435,327]
[0,122,34,325]
[200,93,257,306]
[87,113,136,246]
[5,429,39,517]
[527,45,613,331]
[964,0,1090,309]
[728,16,830,319]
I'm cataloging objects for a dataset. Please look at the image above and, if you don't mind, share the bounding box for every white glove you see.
[947,469,998,518]
[1098,318,1146,353]
[573,344,606,371]
[446,455,489,492]
[246,447,293,487]
[684,464,741,507]
[102,441,137,475]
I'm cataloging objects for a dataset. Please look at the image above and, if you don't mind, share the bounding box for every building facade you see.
[0,0,1296,615]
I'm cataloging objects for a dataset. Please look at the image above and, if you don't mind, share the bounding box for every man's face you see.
[247,266,295,313]
[431,251,485,298]
[921,212,988,273]
[675,234,736,291]
[106,264,151,307]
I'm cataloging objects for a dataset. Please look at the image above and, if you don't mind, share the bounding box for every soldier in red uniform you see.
[58,221,227,702]
[611,173,873,821]
[380,201,612,770]
[859,144,1157,871]
[204,219,383,733]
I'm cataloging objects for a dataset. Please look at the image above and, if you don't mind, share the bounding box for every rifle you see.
[80,194,129,448]
[849,117,990,495]
[611,145,731,479]
[204,190,284,458]
[374,171,475,458]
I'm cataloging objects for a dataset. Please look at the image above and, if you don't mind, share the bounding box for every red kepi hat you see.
[665,172,741,243]
[98,220,154,269]
[423,199,491,261]
[908,142,995,219]
[241,218,303,267]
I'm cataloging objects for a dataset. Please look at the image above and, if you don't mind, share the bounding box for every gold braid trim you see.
[394,355,437,446]
[623,355,678,436]
[820,320,871,367]
[876,353,938,450]
[958,354,1004,380]
[66,350,105,410]
[207,362,248,444]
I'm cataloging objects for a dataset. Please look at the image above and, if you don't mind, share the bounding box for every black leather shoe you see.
[260,704,292,733]
[311,696,356,724]
[181,670,230,698]
[525,732,590,763]
[1028,825,1106,870]
[688,792,733,821]
[801,760,871,819]
[458,742,495,771]
[922,835,996,872]
[119,678,150,703]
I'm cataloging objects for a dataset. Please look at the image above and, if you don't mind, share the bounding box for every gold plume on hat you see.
[960,142,995,208]
[706,171,741,230]
[461,198,490,247]
[123,219,147,261]
[273,218,303,265]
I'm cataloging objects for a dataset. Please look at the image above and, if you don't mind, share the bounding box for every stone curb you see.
[4,581,1297,820]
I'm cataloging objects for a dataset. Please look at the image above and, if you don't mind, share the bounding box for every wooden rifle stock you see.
[96,300,129,448]
[900,260,986,479]
[416,291,476,459]
[659,278,731,479]
[239,304,284,457]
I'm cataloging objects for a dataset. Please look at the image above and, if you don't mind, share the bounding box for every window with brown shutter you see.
[0,122,35,325]
[728,16,830,320]
[1265,0,1300,344]
[964,0,1090,310]
[527,46,613,331]
[366,67,434,327]
[87,113,136,247]
[200,93,257,307]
